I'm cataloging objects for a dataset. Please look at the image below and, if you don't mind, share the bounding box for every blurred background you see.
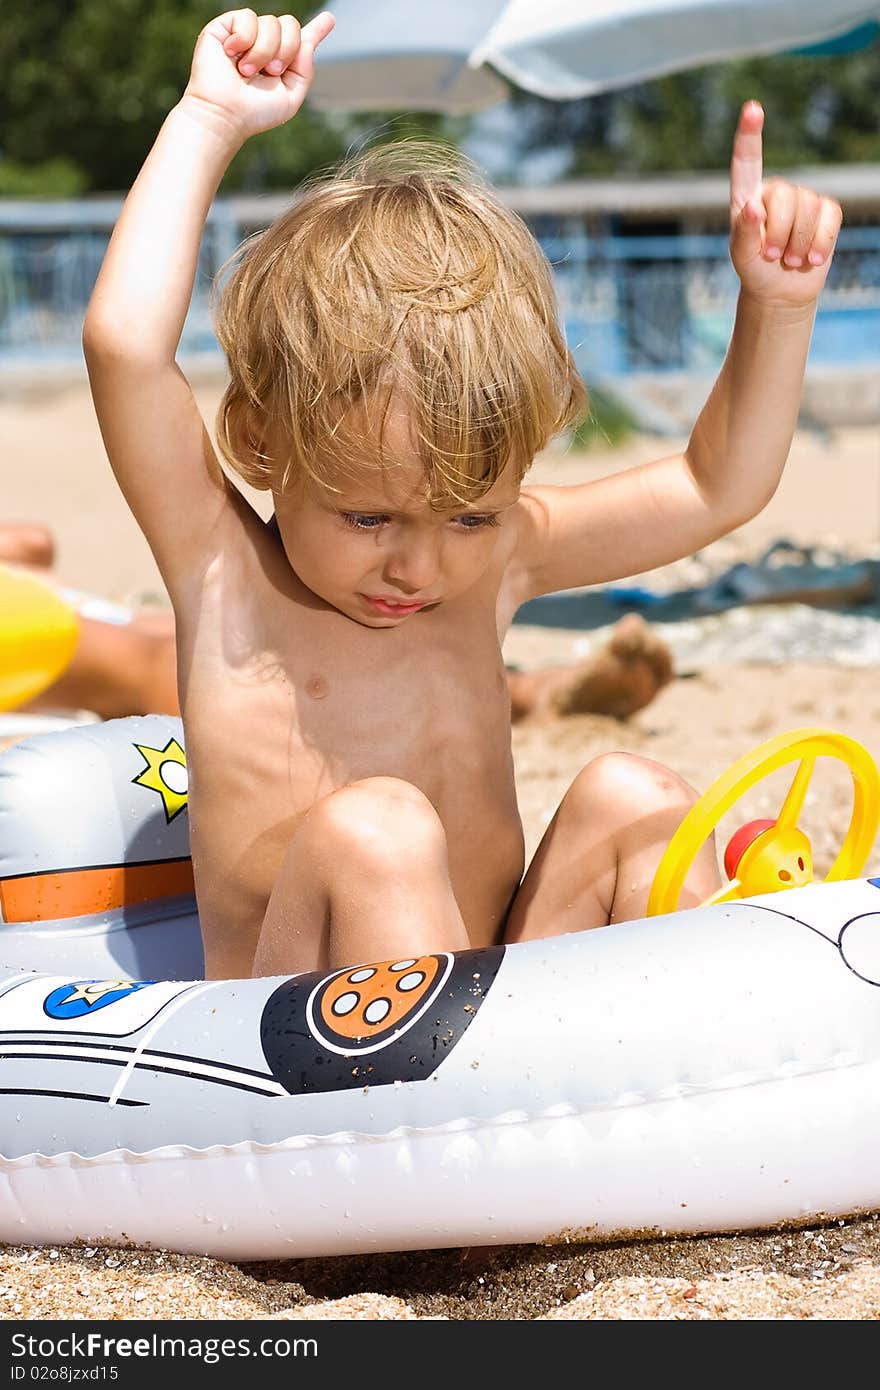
[2,0,878,441]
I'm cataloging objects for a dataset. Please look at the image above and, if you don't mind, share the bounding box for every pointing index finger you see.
[301,10,336,50]
[730,100,764,215]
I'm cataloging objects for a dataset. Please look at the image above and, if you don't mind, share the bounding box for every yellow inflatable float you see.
[0,564,80,710]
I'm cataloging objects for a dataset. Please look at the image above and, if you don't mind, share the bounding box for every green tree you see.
[0,1,464,195]
[506,43,880,177]
[1,0,340,193]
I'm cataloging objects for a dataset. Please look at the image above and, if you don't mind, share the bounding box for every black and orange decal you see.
[310,954,447,1051]
[260,945,504,1094]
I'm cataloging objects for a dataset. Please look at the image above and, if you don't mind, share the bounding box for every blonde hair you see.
[212,139,587,506]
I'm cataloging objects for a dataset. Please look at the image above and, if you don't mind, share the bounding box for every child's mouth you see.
[363,595,426,618]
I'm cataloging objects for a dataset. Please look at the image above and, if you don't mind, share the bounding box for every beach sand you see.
[2,376,880,1319]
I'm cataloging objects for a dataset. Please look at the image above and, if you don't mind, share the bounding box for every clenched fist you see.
[182,9,335,139]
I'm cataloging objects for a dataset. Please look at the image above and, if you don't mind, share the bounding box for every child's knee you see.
[306,776,448,874]
[566,751,698,827]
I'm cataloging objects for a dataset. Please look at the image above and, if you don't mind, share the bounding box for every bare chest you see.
[179,587,522,933]
[195,603,509,773]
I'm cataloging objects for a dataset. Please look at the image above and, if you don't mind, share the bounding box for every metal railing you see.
[1,200,878,377]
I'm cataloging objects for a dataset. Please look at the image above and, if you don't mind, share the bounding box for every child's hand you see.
[183,9,335,138]
[729,101,843,308]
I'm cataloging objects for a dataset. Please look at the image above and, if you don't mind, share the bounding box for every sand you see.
[2,375,880,1320]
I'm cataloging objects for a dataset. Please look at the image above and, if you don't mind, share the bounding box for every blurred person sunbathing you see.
[1,522,178,720]
[1,523,671,723]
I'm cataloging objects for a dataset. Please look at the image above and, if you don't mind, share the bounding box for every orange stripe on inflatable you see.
[0,859,194,924]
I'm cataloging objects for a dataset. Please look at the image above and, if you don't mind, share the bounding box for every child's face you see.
[273,459,520,629]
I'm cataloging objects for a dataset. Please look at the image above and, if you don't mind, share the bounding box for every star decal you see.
[132,737,188,822]
[62,979,138,1006]
[42,977,156,1019]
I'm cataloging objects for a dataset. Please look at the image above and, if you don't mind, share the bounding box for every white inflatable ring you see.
[1,715,880,1260]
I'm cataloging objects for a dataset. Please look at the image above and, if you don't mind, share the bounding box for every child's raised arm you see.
[514,102,843,602]
[82,10,335,594]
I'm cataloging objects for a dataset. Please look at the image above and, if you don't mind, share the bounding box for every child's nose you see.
[383,535,441,593]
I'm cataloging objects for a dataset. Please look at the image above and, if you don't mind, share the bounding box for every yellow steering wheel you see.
[646,727,880,917]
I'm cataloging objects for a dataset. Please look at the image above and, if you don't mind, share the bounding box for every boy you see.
[82,10,841,980]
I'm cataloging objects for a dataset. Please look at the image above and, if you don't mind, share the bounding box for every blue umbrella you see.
[309,0,880,112]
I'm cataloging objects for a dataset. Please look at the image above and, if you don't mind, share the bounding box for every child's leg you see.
[249,777,471,979]
[504,752,720,942]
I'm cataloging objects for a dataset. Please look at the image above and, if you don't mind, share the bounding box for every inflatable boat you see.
[1,714,879,1261]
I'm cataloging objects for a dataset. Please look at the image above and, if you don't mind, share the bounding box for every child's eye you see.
[341,513,388,530]
[454,513,499,530]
